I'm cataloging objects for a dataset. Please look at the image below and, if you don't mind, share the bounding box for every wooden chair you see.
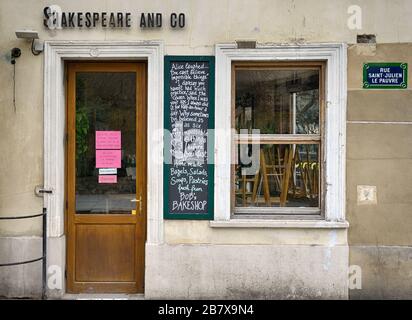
[234,164,260,206]
[260,145,294,207]
[290,145,319,201]
[235,145,294,207]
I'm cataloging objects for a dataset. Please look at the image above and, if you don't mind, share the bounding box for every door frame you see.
[43,41,164,297]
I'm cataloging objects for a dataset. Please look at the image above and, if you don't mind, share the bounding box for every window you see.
[232,62,325,217]
[214,43,346,224]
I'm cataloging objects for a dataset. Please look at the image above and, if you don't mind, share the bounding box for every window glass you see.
[75,72,136,214]
[235,69,319,134]
[233,65,322,214]
[235,143,319,210]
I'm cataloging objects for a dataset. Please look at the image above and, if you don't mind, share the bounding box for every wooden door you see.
[66,62,146,293]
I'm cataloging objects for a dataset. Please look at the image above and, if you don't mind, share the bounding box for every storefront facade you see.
[0,0,411,299]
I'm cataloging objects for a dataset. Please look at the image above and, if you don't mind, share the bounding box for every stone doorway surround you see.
[43,41,164,297]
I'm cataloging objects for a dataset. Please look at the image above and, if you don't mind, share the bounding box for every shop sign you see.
[363,62,408,89]
[43,5,186,29]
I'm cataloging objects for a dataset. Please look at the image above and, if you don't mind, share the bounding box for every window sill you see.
[209,219,349,229]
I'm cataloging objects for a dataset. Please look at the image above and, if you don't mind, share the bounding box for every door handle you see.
[130,196,142,214]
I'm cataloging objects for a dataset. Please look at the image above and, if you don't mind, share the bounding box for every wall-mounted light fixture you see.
[15,29,43,55]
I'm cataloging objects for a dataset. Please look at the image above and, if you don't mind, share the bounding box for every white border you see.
[43,41,164,243]
[214,43,347,224]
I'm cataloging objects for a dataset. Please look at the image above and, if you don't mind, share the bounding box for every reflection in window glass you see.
[235,69,319,134]
[75,72,136,214]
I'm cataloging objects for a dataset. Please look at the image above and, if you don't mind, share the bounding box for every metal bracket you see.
[35,185,54,197]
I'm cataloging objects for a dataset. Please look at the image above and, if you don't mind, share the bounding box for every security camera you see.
[11,48,21,58]
[11,47,21,64]
[15,29,43,55]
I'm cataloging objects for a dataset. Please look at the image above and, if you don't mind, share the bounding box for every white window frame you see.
[212,43,348,228]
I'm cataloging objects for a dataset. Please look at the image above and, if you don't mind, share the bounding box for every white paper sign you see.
[98,168,117,175]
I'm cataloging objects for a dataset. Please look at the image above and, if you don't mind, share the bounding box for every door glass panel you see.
[75,72,136,214]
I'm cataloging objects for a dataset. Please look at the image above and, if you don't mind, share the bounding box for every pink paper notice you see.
[96,149,121,168]
[98,175,117,184]
[96,131,121,149]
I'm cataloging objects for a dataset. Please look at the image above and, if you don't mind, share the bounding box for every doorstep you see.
[60,293,145,300]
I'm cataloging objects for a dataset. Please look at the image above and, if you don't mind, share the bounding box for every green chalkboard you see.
[164,56,215,220]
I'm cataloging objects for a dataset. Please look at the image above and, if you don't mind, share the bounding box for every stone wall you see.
[347,44,412,299]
